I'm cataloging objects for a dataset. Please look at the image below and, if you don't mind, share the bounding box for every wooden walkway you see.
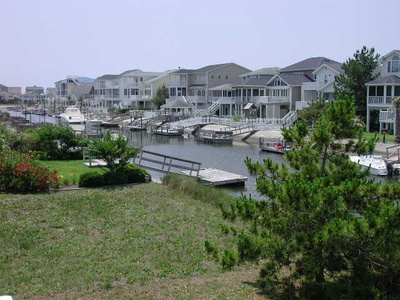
[136,150,247,186]
[181,168,247,186]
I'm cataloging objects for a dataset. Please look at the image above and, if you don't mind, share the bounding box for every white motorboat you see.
[85,118,103,126]
[349,155,388,176]
[59,107,86,124]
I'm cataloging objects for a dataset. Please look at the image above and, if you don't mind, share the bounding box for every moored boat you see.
[259,137,290,154]
[59,107,86,124]
[195,129,233,144]
[349,155,388,176]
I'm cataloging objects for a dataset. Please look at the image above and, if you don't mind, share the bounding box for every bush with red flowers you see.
[0,150,60,193]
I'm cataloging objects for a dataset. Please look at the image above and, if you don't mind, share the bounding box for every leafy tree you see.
[27,124,84,160]
[335,46,380,120]
[78,95,84,111]
[87,131,139,172]
[152,84,169,109]
[217,96,400,298]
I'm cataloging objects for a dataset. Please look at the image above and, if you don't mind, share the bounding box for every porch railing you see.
[368,96,393,106]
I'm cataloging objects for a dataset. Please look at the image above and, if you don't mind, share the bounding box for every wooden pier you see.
[181,168,247,186]
[136,150,247,186]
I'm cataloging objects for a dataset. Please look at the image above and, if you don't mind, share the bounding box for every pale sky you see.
[1,0,398,91]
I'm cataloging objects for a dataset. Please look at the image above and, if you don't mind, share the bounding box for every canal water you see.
[4,109,284,199]
[6,109,392,199]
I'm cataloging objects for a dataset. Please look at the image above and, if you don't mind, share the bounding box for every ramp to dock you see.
[136,150,247,186]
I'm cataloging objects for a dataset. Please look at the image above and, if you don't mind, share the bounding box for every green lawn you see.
[363,131,396,143]
[0,183,263,299]
[41,160,106,186]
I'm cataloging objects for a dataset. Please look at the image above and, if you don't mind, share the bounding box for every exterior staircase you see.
[194,99,221,116]
[380,106,395,123]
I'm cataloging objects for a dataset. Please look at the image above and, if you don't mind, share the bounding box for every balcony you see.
[368,96,393,106]
[124,83,139,88]
[127,95,152,100]
[257,96,289,104]
[168,81,187,87]
[302,82,325,91]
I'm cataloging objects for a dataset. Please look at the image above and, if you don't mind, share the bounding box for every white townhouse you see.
[208,67,279,118]
[167,63,251,112]
[206,57,341,122]
[276,57,342,112]
[366,50,400,134]
[55,76,95,108]
[93,69,175,111]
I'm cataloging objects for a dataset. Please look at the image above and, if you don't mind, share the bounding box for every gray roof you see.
[235,76,273,87]
[280,57,342,73]
[240,67,279,77]
[381,50,400,60]
[194,63,231,73]
[0,84,7,88]
[118,69,140,76]
[161,97,195,108]
[366,75,400,85]
[171,68,196,74]
[146,69,177,83]
[96,74,119,80]
[268,74,313,86]
[55,77,95,84]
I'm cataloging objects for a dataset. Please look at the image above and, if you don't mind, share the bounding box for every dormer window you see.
[388,55,399,73]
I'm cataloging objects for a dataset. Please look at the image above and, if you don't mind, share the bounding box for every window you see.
[210,75,215,80]
[225,75,229,80]
[388,55,399,73]
[217,75,222,80]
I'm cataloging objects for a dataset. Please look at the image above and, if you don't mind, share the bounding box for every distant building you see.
[93,69,175,111]
[55,76,95,108]
[366,50,400,134]
[0,84,21,103]
[21,86,45,104]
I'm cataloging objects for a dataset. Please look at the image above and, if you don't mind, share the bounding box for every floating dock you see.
[181,168,247,186]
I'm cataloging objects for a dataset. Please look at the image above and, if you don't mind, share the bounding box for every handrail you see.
[385,144,400,161]
[137,150,201,177]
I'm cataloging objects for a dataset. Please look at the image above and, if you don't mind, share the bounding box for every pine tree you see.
[152,84,169,109]
[335,46,380,120]
[218,96,400,298]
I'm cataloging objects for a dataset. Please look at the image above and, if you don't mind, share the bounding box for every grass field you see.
[41,160,105,186]
[0,182,264,299]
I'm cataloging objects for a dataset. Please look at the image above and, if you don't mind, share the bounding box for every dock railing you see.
[136,150,201,177]
[385,144,400,161]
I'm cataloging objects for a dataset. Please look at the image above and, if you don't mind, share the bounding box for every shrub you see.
[26,124,85,160]
[122,163,151,183]
[103,171,128,186]
[78,171,105,187]
[78,164,150,188]
[0,150,59,193]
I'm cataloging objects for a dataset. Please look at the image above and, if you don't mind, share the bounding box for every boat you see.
[85,118,103,126]
[59,107,86,124]
[349,155,388,176]
[195,129,233,144]
[150,123,184,136]
[259,137,290,154]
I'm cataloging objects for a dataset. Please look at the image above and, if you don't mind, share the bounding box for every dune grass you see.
[0,182,264,299]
